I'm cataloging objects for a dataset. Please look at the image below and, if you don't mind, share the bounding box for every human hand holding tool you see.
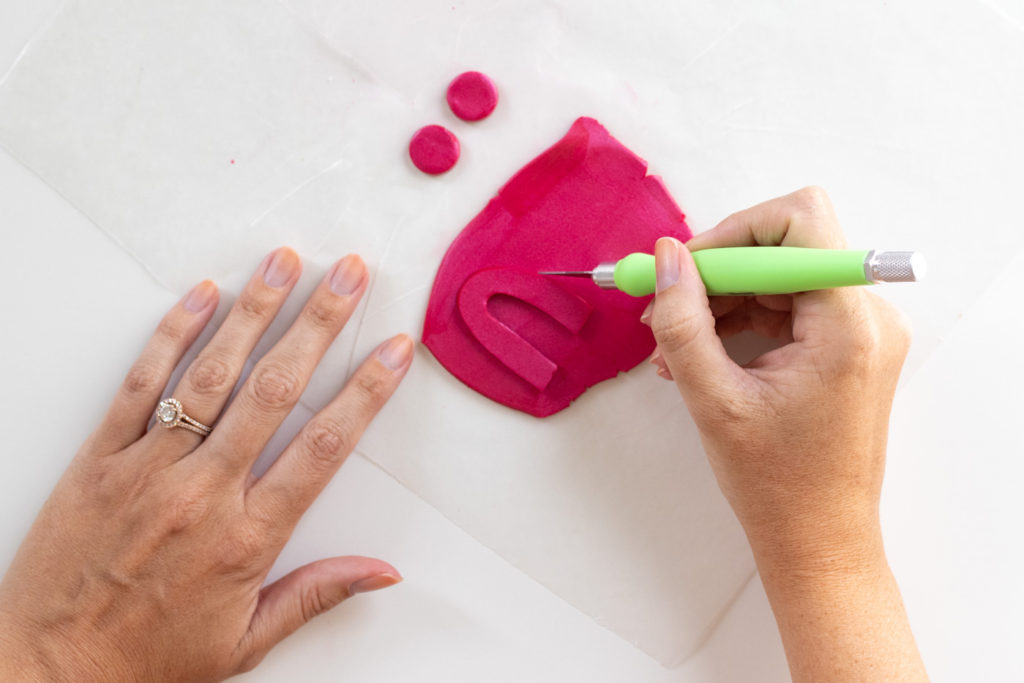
[645,187,929,682]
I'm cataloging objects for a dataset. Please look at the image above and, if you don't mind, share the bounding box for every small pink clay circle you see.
[446,71,498,121]
[409,125,460,175]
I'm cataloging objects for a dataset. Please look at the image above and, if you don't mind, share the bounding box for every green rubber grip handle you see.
[612,247,873,297]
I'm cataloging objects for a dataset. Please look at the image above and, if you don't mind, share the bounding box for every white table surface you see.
[2,3,1022,681]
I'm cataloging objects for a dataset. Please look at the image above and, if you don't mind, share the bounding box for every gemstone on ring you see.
[154,397,212,437]
[156,398,182,427]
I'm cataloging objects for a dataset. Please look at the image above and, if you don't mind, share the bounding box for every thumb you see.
[239,556,401,671]
[650,237,745,411]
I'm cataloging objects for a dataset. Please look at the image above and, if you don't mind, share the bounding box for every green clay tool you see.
[540,247,926,297]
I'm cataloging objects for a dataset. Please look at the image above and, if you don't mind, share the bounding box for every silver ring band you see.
[155,398,212,437]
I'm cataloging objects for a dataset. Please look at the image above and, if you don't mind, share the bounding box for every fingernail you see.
[640,301,654,326]
[262,248,300,288]
[184,280,217,313]
[649,349,662,365]
[329,254,366,296]
[655,237,681,293]
[656,367,673,381]
[349,573,402,595]
[377,335,414,371]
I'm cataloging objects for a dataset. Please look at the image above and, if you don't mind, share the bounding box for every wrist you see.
[745,512,928,682]
[0,611,133,683]
[0,615,54,682]
[744,505,887,596]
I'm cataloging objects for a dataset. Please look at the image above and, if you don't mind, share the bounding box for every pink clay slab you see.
[423,117,692,417]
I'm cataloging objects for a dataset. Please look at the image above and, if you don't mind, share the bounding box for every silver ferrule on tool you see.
[863,251,927,283]
[592,262,617,289]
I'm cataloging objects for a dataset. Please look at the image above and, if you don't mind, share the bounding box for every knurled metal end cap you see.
[592,262,618,289]
[864,251,927,283]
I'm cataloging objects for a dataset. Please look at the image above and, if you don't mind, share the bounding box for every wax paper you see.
[2,0,1023,665]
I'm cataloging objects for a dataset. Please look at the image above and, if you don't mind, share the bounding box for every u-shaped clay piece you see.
[423,117,692,417]
[458,268,593,392]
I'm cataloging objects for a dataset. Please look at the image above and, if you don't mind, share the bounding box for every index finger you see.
[685,186,848,252]
[687,187,866,348]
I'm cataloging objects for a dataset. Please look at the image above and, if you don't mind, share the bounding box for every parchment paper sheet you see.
[2,0,1022,664]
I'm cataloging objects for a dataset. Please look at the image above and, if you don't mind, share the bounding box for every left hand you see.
[0,248,413,681]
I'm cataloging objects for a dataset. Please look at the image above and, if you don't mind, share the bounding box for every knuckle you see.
[847,319,882,361]
[875,297,913,355]
[123,361,164,397]
[185,354,235,396]
[155,316,186,345]
[350,368,391,411]
[76,457,128,502]
[302,419,353,469]
[214,525,265,571]
[244,494,287,533]
[302,297,343,332]
[301,584,337,623]
[855,317,884,353]
[831,308,889,376]
[652,313,705,356]
[249,361,303,412]
[793,185,832,215]
[162,485,212,534]
[237,291,273,321]
[784,186,845,248]
[721,209,745,228]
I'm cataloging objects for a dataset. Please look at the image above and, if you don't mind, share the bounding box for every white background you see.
[2,2,1023,681]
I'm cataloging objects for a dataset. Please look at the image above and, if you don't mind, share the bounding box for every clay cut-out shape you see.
[447,71,499,121]
[423,117,692,417]
[458,268,594,392]
[409,124,460,174]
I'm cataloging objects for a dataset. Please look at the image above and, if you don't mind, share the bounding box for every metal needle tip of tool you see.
[541,263,619,288]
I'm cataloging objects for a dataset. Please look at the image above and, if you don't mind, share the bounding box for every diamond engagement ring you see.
[155,398,212,437]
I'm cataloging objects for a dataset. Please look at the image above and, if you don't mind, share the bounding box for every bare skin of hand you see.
[0,248,414,681]
[646,187,929,681]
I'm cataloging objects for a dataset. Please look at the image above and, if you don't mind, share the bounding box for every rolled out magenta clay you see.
[409,125,460,175]
[423,117,692,417]
[446,71,498,121]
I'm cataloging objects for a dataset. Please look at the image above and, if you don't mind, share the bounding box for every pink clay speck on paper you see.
[409,124,460,174]
[423,117,692,417]
[446,71,499,122]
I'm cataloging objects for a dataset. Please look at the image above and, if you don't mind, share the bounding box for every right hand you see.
[647,187,912,578]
